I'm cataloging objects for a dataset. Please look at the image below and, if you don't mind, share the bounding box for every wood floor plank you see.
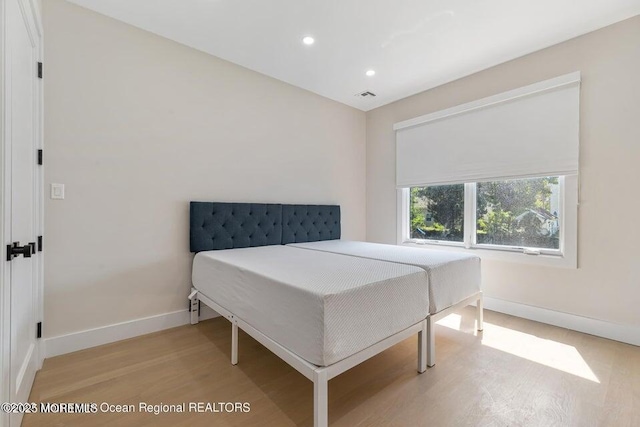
[23,307,640,426]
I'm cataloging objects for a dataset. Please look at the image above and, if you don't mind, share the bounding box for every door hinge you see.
[38,236,43,252]
[38,62,43,79]
[37,322,42,339]
[37,149,43,165]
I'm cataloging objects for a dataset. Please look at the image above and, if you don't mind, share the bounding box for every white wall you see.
[366,16,640,328]
[43,0,366,338]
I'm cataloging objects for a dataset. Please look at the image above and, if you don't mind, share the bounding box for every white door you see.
[3,0,41,425]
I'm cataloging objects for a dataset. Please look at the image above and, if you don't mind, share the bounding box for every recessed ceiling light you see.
[302,36,315,45]
[366,69,376,77]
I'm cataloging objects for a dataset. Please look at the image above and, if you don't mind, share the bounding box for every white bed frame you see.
[189,288,429,427]
[188,288,483,426]
[426,291,484,367]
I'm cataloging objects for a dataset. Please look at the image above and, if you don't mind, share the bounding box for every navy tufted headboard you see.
[190,202,340,252]
[281,205,341,244]
[190,202,283,252]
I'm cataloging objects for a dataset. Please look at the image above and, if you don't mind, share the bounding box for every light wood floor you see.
[24,307,640,426]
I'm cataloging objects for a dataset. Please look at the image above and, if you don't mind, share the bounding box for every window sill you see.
[400,240,577,269]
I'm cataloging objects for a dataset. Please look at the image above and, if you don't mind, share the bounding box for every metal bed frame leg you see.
[417,319,427,373]
[427,316,435,367]
[189,288,199,325]
[313,371,328,427]
[231,321,238,365]
[477,292,484,331]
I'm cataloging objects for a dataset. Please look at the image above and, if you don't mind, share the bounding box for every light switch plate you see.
[51,183,65,199]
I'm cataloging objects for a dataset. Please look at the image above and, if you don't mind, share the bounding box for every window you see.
[476,177,560,250]
[395,73,580,266]
[410,184,464,242]
[402,175,577,265]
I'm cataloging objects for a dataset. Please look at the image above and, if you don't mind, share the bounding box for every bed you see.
[286,239,483,366]
[188,202,431,427]
[192,245,430,366]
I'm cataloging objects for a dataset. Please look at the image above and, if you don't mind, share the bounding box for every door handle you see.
[6,242,32,261]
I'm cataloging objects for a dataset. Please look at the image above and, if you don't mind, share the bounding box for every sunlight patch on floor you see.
[437,313,600,383]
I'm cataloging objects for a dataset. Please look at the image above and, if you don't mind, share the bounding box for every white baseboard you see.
[482,296,640,347]
[45,307,220,358]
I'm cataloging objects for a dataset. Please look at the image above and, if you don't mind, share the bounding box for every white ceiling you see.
[67,0,640,111]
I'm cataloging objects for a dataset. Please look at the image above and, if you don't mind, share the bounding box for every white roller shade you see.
[395,72,580,187]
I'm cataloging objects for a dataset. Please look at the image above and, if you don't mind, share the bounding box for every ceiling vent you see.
[355,91,376,98]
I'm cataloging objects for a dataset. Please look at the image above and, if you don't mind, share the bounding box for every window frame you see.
[397,175,578,268]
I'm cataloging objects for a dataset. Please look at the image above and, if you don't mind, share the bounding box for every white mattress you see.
[192,245,429,367]
[288,240,481,314]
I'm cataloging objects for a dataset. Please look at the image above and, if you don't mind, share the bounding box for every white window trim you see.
[397,176,578,268]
